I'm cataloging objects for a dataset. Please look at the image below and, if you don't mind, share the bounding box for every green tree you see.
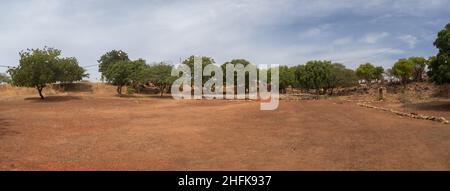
[0,73,10,83]
[392,58,414,86]
[182,55,215,86]
[278,65,296,94]
[356,63,378,84]
[375,66,385,82]
[222,59,257,93]
[428,23,450,85]
[8,47,85,99]
[298,60,332,95]
[408,57,428,82]
[98,50,130,79]
[148,63,176,96]
[56,57,88,84]
[326,63,358,95]
[104,61,135,96]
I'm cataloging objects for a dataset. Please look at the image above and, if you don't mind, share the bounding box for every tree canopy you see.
[356,63,383,84]
[98,50,130,79]
[392,58,415,86]
[8,47,86,99]
[428,23,450,85]
[298,60,332,93]
[148,63,176,96]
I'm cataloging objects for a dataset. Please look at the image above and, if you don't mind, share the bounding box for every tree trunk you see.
[36,86,44,100]
[160,85,165,97]
[117,85,122,95]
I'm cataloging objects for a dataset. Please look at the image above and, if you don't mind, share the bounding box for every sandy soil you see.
[1,92,449,171]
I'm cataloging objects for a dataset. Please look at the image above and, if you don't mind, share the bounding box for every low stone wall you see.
[357,102,449,124]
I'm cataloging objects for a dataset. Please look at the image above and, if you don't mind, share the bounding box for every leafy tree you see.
[408,57,428,82]
[392,58,415,86]
[8,47,85,99]
[127,58,149,93]
[278,65,296,93]
[104,60,147,95]
[298,60,332,94]
[428,23,450,85]
[222,59,257,92]
[104,61,129,95]
[374,66,385,82]
[356,63,379,84]
[148,63,176,96]
[181,55,215,91]
[326,63,358,95]
[98,50,130,79]
[0,73,10,83]
[56,57,88,84]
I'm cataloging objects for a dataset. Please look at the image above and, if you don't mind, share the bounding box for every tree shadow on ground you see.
[0,118,19,139]
[410,101,450,112]
[24,96,82,102]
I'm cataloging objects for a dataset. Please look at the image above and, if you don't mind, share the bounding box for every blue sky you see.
[0,0,449,81]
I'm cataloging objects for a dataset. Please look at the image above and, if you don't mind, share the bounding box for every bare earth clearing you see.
[0,86,450,170]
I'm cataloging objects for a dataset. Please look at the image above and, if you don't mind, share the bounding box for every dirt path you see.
[0,96,449,170]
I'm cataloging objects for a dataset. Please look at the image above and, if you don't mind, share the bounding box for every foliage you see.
[326,63,358,94]
[104,59,148,95]
[408,56,428,82]
[183,55,215,85]
[56,57,88,83]
[298,60,332,93]
[278,65,296,93]
[356,63,381,84]
[148,63,176,96]
[8,47,86,99]
[428,23,450,85]
[98,50,130,79]
[392,58,415,85]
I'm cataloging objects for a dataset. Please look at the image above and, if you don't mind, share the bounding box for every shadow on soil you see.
[24,96,82,102]
[410,101,450,112]
[0,118,19,138]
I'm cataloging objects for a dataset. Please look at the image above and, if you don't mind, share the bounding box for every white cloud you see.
[360,32,389,44]
[332,37,353,45]
[0,0,448,79]
[398,35,418,48]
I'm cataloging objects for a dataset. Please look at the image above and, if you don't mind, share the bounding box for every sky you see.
[0,0,449,81]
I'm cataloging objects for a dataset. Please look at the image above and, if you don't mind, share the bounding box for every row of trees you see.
[5,23,449,99]
[7,47,87,99]
[98,50,176,96]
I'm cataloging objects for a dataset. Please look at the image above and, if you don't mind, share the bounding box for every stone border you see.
[357,102,449,124]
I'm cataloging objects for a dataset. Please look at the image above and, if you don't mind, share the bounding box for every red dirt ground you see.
[1,95,450,170]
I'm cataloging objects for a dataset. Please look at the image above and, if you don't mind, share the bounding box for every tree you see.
[326,63,358,95]
[98,50,130,80]
[182,55,215,85]
[222,59,257,93]
[375,66,385,82]
[148,63,176,96]
[356,63,378,84]
[428,23,450,85]
[278,65,296,94]
[392,58,414,86]
[408,57,428,82]
[298,60,332,95]
[0,73,10,83]
[56,57,88,84]
[104,59,147,95]
[8,47,86,99]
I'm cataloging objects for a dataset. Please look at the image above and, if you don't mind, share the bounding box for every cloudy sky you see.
[0,0,449,81]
